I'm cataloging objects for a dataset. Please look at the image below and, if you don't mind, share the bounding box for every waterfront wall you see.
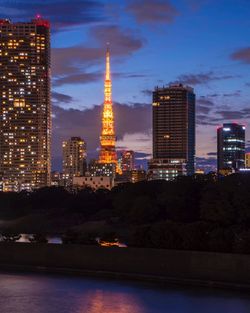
[0,243,250,288]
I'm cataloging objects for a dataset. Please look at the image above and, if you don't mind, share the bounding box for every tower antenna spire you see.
[105,42,110,81]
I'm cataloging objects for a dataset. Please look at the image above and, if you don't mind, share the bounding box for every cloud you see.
[223,91,241,97]
[141,89,152,97]
[53,72,100,87]
[127,0,178,24]
[52,102,151,169]
[215,108,250,120]
[0,0,106,31]
[196,97,215,115]
[134,152,151,160]
[91,25,143,54]
[207,93,220,97]
[177,71,237,86]
[116,132,152,155]
[197,106,211,115]
[124,74,148,78]
[51,92,74,104]
[231,47,250,64]
[197,98,214,106]
[52,25,144,85]
[176,71,236,85]
[205,91,241,98]
[196,114,218,126]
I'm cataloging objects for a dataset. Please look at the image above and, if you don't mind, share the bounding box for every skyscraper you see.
[99,45,117,169]
[217,123,245,174]
[62,137,87,184]
[121,150,135,173]
[0,17,51,191]
[149,83,195,180]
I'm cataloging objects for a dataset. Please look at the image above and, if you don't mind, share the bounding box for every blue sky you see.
[2,0,250,171]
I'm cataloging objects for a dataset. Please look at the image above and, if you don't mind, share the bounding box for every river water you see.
[0,272,250,313]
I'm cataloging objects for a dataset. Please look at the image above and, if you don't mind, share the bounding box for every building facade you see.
[217,123,245,174]
[121,150,135,173]
[246,152,250,168]
[88,159,115,177]
[149,83,195,180]
[62,137,87,184]
[73,176,114,191]
[131,169,147,183]
[0,17,51,191]
[50,171,62,187]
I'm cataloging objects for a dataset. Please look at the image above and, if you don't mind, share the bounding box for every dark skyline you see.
[1,0,250,171]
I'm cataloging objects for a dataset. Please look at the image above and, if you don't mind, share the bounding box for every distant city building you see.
[115,172,132,184]
[131,169,147,183]
[51,171,62,187]
[121,150,135,172]
[195,169,205,175]
[149,83,195,180]
[0,17,51,191]
[73,176,114,190]
[62,137,87,185]
[245,152,250,168]
[117,155,123,174]
[217,123,245,174]
[89,160,116,177]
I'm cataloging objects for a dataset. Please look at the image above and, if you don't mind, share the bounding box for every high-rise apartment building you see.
[121,150,135,173]
[149,84,195,180]
[0,17,51,191]
[62,137,87,184]
[217,123,245,174]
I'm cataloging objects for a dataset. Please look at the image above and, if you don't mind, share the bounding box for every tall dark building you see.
[149,84,195,180]
[0,17,51,191]
[217,123,245,174]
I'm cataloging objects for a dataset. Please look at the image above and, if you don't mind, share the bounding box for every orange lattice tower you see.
[99,45,118,166]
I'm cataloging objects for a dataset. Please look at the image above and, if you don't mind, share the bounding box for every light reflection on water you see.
[77,290,143,313]
[0,272,250,313]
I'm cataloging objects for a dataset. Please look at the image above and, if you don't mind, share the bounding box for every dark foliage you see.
[1,173,250,253]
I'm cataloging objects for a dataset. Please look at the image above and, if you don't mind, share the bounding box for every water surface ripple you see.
[0,272,250,313]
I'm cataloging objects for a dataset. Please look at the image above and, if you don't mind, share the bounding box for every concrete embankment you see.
[0,243,250,290]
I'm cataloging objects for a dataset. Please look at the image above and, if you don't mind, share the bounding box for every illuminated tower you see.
[0,17,51,192]
[99,45,117,167]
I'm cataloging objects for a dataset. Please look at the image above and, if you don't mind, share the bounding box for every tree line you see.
[0,173,250,254]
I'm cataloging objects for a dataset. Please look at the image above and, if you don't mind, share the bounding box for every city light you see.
[99,45,118,171]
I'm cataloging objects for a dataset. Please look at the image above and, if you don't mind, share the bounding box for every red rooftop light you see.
[33,15,50,28]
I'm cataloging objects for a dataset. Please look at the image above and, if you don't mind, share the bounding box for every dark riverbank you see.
[1,242,250,291]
